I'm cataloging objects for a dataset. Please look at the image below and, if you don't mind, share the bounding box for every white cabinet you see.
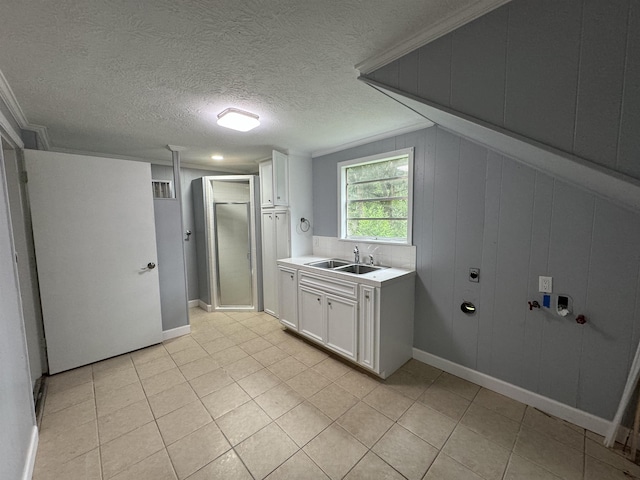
[278,266,298,330]
[326,294,358,360]
[299,286,325,342]
[296,271,358,362]
[358,285,376,370]
[277,262,415,378]
[262,210,290,316]
[259,150,288,208]
[259,161,273,207]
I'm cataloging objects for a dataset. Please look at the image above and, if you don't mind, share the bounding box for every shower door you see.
[213,202,253,307]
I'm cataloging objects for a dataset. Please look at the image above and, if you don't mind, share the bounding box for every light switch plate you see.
[539,276,552,293]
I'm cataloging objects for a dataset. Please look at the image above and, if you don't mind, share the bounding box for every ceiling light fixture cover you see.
[211,155,224,160]
[217,108,260,132]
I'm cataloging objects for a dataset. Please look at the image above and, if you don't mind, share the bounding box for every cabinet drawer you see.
[299,271,358,299]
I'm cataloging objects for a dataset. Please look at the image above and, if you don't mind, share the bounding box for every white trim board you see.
[21,426,38,480]
[413,348,636,444]
[162,324,191,341]
[312,121,433,158]
[362,78,640,214]
[355,0,512,74]
[198,300,213,313]
[187,299,199,308]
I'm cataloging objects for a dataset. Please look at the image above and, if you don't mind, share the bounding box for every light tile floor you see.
[34,308,640,480]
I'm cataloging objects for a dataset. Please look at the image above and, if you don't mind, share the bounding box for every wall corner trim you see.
[162,324,191,341]
[363,78,640,214]
[21,425,38,480]
[412,348,623,440]
[355,0,512,74]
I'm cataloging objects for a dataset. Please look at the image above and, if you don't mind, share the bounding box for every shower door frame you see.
[204,175,261,312]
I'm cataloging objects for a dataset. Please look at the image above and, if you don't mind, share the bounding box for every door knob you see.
[147,262,156,269]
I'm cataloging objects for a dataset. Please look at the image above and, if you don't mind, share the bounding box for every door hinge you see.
[20,171,28,184]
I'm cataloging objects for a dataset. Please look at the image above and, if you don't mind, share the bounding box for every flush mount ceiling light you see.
[216,108,260,132]
[211,154,224,160]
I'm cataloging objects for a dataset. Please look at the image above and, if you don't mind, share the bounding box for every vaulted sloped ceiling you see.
[0,0,495,170]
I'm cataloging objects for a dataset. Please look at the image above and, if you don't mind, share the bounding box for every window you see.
[338,148,413,244]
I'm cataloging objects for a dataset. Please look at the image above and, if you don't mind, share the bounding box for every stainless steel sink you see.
[306,259,352,269]
[334,264,385,275]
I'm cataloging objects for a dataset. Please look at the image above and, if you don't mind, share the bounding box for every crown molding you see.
[0,68,52,150]
[22,124,51,150]
[0,68,29,126]
[355,0,512,74]
[311,120,433,158]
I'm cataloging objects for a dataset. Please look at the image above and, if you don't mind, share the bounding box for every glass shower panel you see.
[214,203,252,307]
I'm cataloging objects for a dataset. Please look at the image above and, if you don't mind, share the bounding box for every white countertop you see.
[277,256,415,287]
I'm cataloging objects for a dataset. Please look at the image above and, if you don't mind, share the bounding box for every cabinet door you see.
[272,150,289,206]
[299,286,324,343]
[259,161,274,207]
[358,285,376,370]
[274,210,290,261]
[326,293,358,360]
[278,267,297,330]
[261,212,277,316]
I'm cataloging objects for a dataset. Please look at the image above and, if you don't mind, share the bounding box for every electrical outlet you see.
[539,276,552,293]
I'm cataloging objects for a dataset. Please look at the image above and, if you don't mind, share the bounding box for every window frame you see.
[337,147,414,245]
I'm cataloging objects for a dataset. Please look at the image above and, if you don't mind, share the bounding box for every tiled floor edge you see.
[412,347,614,441]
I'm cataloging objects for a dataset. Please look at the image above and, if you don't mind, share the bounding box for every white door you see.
[278,266,297,329]
[25,150,162,374]
[326,293,358,360]
[299,286,324,342]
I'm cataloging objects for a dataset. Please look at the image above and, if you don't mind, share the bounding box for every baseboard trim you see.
[22,425,38,480]
[412,348,618,440]
[198,300,213,312]
[162,325,191,341]
[187,300,199,308]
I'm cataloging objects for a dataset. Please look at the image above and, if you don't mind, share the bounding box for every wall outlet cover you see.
[539,276,552,293]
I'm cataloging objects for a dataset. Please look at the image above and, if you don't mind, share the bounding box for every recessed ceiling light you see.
[216,108,260,132]
[211,155,224,160]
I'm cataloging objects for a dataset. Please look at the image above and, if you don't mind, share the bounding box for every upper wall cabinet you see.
[260,150,289,208]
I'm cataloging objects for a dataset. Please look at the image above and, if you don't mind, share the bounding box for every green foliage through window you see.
[340,151,412,243]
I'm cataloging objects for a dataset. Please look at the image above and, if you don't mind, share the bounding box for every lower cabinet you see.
[277,266,298,330]
[277,262,414,378]
[325,294,357,360]
[358,285,376,370]
[298,286,325,342]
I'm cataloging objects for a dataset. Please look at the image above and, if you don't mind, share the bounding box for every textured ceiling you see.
[0,0,477,171]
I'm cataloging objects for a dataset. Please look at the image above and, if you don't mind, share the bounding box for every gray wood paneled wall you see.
[312,126,640,420]
[368,0,640,180]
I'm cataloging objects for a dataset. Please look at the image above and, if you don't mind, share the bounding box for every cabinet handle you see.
[269,215,272,219]
[328,301,332,306]
[277,196,281,199]
[365,292,370,299]
[290,274,294,280]
[317,297,321,303]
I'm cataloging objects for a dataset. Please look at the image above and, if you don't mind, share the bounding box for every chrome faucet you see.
[369,254,374,266]
[353,246,359,264]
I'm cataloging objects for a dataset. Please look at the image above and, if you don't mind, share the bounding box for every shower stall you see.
[192,175,262,312]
